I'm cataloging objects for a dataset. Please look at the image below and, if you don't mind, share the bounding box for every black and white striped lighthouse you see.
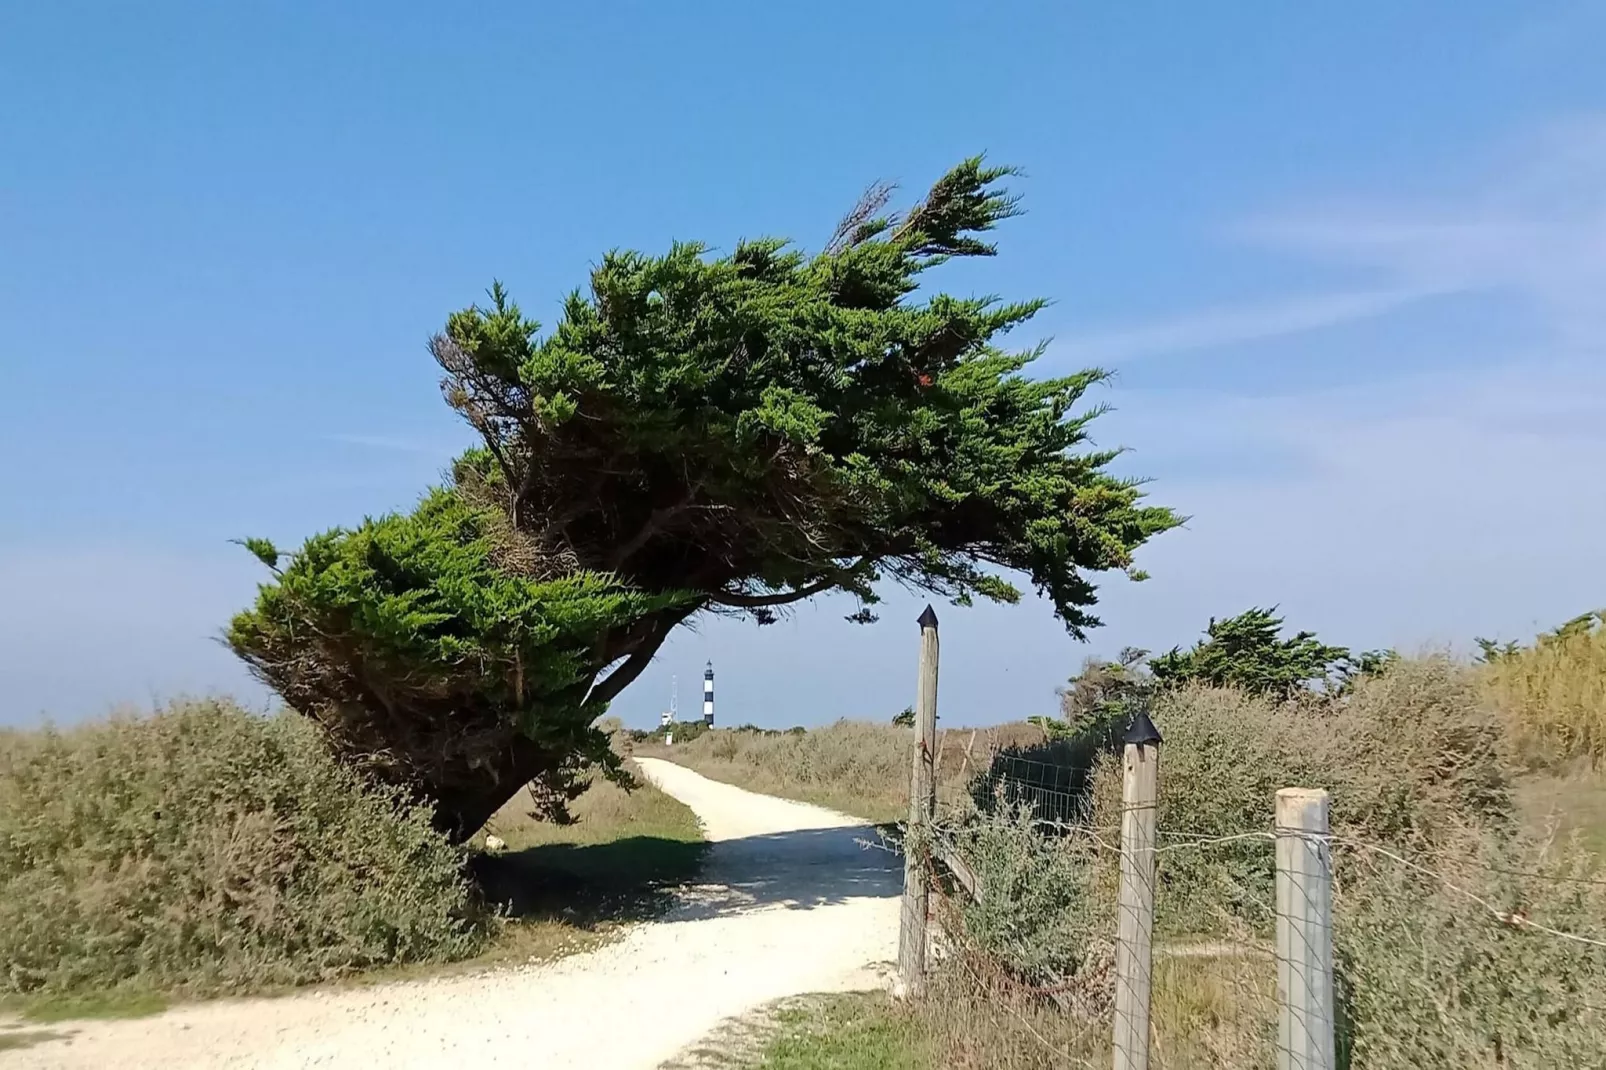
[702,661,715,725]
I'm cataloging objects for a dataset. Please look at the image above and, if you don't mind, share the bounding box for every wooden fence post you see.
[1112,710,1162,1070]
[896,604,940,999]
[1275,787,1335,1070]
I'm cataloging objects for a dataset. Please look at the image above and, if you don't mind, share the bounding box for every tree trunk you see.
[427,734,558,844]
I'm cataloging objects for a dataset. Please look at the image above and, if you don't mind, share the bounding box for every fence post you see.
[896,604,940,999]
[1275,787,1335,1070]
[1112,711,1161,1070]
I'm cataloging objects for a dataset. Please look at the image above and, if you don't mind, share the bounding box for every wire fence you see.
[901,741,1606,1070]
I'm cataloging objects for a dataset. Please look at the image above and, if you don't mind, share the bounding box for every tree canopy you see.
[230,159,1180,839]
[1148,607,1390,697]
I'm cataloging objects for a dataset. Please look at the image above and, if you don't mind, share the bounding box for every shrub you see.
[1334,830,1606,1067]
[940,803,1111,993]
[0,699,486,997]
[1481,609,1606,767]
[1072,657,1516,935]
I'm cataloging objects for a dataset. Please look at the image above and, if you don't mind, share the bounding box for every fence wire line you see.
[1327,834,1606,951]
[910,754,1606,1070]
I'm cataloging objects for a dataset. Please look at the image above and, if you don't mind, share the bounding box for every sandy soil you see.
[0,758,901,1069]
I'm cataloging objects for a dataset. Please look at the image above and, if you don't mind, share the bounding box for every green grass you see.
[756,995,928,1070]
[680,994,931,1070]
[0,1028,70,1053]
[0,990,169,1024]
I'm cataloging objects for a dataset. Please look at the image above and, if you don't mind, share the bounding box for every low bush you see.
[938,804,1110,991]
[1334,827,1606,1068]
[1076,656,1517,935]
[0,699,486,998]
[934,657,1603,1066]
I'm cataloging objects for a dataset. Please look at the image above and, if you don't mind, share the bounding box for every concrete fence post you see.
[1275,787,1335,1070]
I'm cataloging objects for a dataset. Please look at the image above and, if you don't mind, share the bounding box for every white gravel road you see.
[0,758,901,1069]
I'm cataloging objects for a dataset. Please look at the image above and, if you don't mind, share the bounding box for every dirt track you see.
[0,758,901,1069]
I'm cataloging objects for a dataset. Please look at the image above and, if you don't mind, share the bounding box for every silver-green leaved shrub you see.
[0,699,487,997]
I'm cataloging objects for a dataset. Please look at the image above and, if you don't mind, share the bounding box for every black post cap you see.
[917,604,939,630]
[1124,709,1163,747]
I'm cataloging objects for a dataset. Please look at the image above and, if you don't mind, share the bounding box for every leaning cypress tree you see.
[230,160,1181,840]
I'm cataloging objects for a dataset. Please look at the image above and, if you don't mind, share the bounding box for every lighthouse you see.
[702,661,715,726]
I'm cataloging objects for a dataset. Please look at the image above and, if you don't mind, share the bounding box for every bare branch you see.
[825,180,898,255]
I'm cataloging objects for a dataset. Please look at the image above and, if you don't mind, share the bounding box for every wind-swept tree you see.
[230,160,1180,839]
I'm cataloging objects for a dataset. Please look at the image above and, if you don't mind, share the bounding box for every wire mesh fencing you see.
[907,740,1606,1070]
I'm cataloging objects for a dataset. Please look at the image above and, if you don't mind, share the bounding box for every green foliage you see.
[639,719,711,746]
[1030,646,1155,746]
[0,700,485,998]
[235,159,1178,837]
[1334,833,1606,1069]
[892,706,916,727]
[1149,607,1365,697]
[229,490,691,837]
[434,157,1176,634]
[430,156,1182,633]
[944,804,1110,988]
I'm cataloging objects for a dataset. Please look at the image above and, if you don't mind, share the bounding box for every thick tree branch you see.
[586,606,696,706]
[708,559,871,608]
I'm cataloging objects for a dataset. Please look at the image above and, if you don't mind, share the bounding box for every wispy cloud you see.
[1057,117,1606,363]
[1053,286,1436,364]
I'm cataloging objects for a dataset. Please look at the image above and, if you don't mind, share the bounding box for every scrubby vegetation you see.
[0,702,706,1012]
[0,700,486,1002]
[709,635,1606,1069]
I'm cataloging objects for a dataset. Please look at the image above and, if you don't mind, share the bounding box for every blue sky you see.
[3,2,1604,729]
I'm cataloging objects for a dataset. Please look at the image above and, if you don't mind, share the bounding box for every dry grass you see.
[702,953,1275,1070]
[1516,765,1606,862]
[1482,613,1606,767]
[639,721,1045,824]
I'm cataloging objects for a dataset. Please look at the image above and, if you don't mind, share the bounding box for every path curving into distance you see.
[0,758,901,1070]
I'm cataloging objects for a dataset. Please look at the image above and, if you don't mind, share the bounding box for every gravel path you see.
[0,758,901,1069]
